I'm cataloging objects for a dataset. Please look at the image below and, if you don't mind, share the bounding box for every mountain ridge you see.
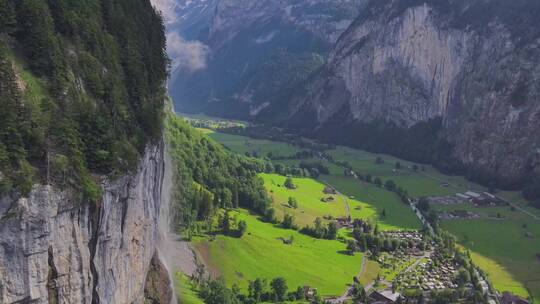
[169,0,365,119]
[279,0,540,194]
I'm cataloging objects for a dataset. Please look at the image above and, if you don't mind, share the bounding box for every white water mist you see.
[158,146,178,304]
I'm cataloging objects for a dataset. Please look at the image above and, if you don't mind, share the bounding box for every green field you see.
[260,173,375,227]
[435,203,540,301]
[174,272,204,304]
[316,146,540,300]
[178,112,248,128]
[359,260,381,286]
[193,209,363,297]
[322,175,422,231]
[208,132,304,159]
[207,132,423,231]
[207,129,538,301]
[327,147,482,198]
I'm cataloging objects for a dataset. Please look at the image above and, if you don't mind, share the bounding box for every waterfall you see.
[158,145,178,304]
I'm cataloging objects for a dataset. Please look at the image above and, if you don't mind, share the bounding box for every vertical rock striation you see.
[288,0,540,185]
[0,143,171,304]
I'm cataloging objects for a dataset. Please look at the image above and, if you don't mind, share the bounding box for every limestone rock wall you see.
[290,0,540,183]
[0,143,170,304]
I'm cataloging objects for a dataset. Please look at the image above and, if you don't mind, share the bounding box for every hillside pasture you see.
[206,129,538,300]
[322,175,422,231]
[327,147,481,198]
[193,209,363,297]
[260,173,375,227]
[174,272,204,304]
[441,214,540,300]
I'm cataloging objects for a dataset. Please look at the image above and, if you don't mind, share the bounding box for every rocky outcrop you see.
[209,0,365,47]
[144,254,173,304]
[0,143,171,304]
[288,0,540,185]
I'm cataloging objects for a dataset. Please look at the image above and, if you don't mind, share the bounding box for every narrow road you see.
[329,254,367,304]
[410,202,434,235]
[504,200,540,221]
[404,252,431,273]
[320,179,351,219]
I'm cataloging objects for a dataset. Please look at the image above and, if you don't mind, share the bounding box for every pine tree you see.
[0,0,16,30]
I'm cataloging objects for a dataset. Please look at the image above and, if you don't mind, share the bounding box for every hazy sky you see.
[151,0,210,75]
[151,0,179,25]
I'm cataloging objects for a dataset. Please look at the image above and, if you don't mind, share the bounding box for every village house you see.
[369,290,402,304]
[303,286,317,300]
[323,186,337,195]
[335,217,353,229]
[465,191,482,199]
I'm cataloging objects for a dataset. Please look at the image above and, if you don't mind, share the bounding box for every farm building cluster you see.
[427,191,507,207]
[423,191,509,220]
[438,210,480,220]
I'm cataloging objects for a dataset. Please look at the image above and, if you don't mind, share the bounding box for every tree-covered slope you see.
[165,111,270,229]
[0,0,168,200]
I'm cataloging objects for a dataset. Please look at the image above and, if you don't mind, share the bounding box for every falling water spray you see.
[158,145,178,304]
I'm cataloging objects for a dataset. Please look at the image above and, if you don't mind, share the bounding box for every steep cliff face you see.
[169,0,365,119]
[288,0,540,186]
[0,143,171,304]
[0,1,172,302]
[209,0,364,48]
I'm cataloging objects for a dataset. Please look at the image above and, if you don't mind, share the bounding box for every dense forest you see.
[165,112,271,232]
[0,0,168,201]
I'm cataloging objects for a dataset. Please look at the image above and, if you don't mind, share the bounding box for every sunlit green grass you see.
[359,260,381,286]
[260,173,375,227]
[443,217,540,300]
[193,209,363,297]
[321,175,422,231]
[174,272,204,304]
[207,130,538,300]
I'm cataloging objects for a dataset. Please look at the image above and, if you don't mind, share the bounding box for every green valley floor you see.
[202,127,540,302]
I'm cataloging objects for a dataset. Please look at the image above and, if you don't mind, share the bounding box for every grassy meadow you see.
[260,173,375,227]
[208,132,304,159]
[359,260,381,286]
[322,175,422,231]
[435,203,540,300]
[327,147,480,198]
[193,209,363,297]
[174,272,204,304]
[203,127,539,301]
